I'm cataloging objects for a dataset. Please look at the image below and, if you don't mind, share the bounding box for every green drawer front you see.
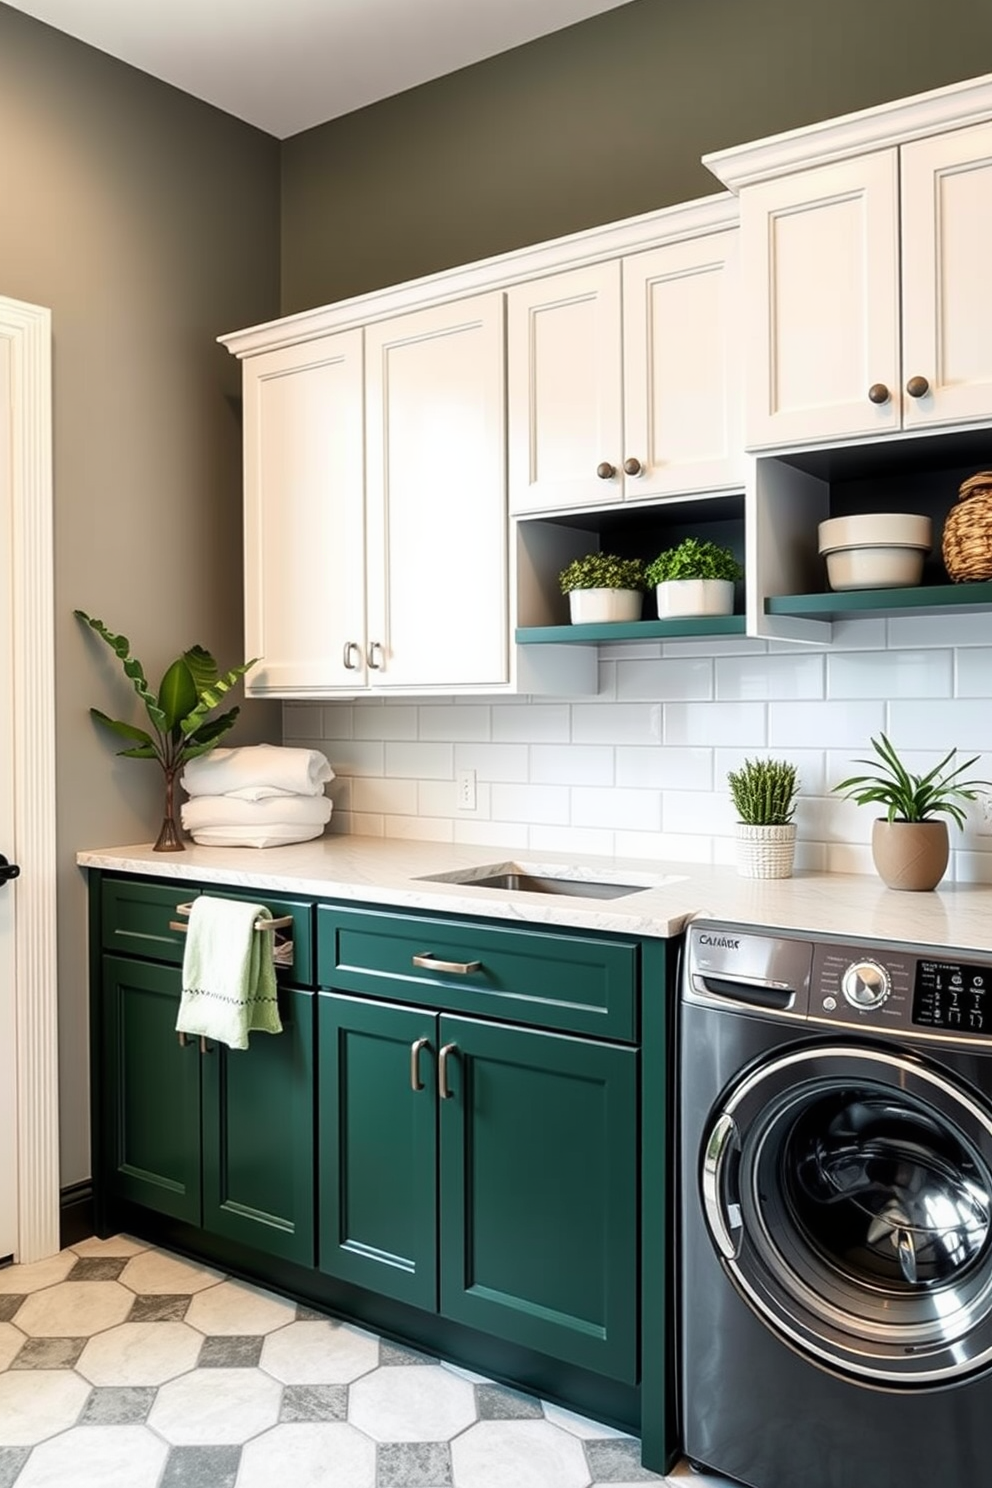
[101,878,200,966]
[208,891,315,988]
[318,906,637,1041]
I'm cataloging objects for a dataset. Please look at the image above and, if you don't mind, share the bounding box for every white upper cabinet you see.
[706,76,992,453]
[507,223,744,515]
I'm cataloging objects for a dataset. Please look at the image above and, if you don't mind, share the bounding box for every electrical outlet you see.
[456,769,477,811]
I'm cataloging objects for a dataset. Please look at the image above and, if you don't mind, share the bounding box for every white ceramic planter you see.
[735,823,796,879]
[655,578,734,619]
[817,512,932,592]
[568,588,643,624]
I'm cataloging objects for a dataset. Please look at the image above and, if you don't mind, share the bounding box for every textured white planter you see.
[735,823,796,879]
[568,588,643,624]
[655,578,734,619]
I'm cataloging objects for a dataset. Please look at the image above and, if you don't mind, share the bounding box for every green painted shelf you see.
[765,581,992,621]
[515,615,747,645]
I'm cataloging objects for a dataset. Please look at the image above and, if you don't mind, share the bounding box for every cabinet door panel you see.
[201,987,316,1266]
[102,956,201,1223]
[365,295,508,689]
[507,263,623,513]
[318,994,438,1309]
[439,1016,638,1382]
[243,331,366,695]
[623,232,745,498]
[901,122,992,429]
[741,150,900,448]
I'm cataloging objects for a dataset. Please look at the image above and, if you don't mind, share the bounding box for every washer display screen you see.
[912,959,992,1036]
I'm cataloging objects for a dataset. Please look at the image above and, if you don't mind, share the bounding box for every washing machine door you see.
[703,1043,992,1384]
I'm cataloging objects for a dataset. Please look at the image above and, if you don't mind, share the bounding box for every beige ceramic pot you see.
[871,819,949,891]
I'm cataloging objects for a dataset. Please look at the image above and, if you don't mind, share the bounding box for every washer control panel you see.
[810,943,992,1042]
[841,959,891,1011]
[912,958,992,1036]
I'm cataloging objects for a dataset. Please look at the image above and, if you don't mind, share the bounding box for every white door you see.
[242,331,366,696]
[623,230,745,499]
[0,334,17,1257]
[740,149,901,449]
[365,294,508,690]
[507,263,623,514]
[901,121,992,431]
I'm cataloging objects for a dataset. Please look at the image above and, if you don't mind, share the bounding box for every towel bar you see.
[170,901,294,933]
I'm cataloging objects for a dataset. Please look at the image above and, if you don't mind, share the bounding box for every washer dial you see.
[841,960,891,1010]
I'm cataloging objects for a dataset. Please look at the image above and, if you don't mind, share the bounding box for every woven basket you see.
[735,823,796,880]
[942,471,992,582]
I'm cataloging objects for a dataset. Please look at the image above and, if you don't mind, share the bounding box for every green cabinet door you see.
[201,987,316,1266]
[318,993,438,1309]
[438,1015,638,1383]
[102,955,201,1223]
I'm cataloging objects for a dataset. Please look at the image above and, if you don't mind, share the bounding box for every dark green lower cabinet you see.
[318,991,638,1383]
[102,954,315,1266]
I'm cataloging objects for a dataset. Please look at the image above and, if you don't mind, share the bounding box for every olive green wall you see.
[280,0,992,313]
[0,4,281,1187]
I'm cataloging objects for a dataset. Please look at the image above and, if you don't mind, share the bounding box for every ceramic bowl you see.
[817,513,932,591]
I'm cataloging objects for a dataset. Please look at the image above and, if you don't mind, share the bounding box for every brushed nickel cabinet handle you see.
[343,641,360,670]
[596,462,616,480]
[199,1036,213,1055]
[906,375,930,398]
[868,382,890,405]
[623,456,643,476]
[412,953,481,975]
[367,640,384,670]
[177,1031,190,1048]
[438,1043,458,1100]
[410,1035,431,1092]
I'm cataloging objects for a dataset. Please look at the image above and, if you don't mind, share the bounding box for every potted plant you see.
[832,733,990,891]
[76,611,258,852]
[727,757,800,878]
[645,537,743,619]
[557,552,645,624]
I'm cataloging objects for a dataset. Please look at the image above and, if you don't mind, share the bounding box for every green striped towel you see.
[176,896,282,1051]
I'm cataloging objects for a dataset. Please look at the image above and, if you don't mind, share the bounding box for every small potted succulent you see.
[832,733,990,891]
[645,537,743,619]
[557,552,645,624]
[727,757,800,879]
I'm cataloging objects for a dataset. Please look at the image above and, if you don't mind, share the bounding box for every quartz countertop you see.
[77,835,992,955]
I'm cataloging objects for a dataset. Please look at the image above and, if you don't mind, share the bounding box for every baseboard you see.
[60,1181,94,1249]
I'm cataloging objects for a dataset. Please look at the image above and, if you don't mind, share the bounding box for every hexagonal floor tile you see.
[348,1364,476,1443]
[451,1419,590,1488]
[259,1319,379,1384]
[184,1279,296,1336]
[77,1320,203,1386]
[236,1423,375,1488]
[14,1423,167,1488]
[118,1250,224,1297]
[0,1252,75,1295]
[14,1281,133,1338]
[0,1370,90,1446]
[71,1235,148,1259]
[0,1322,24,1370]
[148,1367,281,1445]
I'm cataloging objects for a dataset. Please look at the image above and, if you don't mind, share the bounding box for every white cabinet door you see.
[365,294,508,690]
[242,331,366,696]
[507,263,623,515]
[623,230,745,500]
[740,150,901,448]
[901,121,992,431]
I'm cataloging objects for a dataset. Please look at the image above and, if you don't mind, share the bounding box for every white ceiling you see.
[6,0,634,139]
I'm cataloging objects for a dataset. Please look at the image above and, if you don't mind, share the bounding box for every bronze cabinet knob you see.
[623,456,643,476]
[596,462,616,479]
[906,375,930,398]
[868,383,890,405]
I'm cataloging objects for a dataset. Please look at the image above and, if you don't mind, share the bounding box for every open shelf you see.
[516,615,747,645]
[765,580,992,621]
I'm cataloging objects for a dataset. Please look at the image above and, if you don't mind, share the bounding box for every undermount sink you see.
[418,861,686,900]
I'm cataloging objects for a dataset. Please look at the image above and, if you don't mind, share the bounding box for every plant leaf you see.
[157,658,197,733]
[89,708,156,750]
[179,661,258,738]
[183,645,221,696]
[75,610,168,734]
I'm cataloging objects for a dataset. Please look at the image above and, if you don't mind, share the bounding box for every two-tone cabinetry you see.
[89,871,671,1439]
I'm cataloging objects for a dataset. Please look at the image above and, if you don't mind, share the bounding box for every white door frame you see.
[1,295,59,1262]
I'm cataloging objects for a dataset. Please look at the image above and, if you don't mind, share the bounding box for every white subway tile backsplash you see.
[616,656,712,701]
[419,779,491,818]
[418,705,491,741]
[662,791,734,836]
[665,701,766,746]
[769,700,883,749]
[318,704,354,739]
[572,786,661,832]
[384,741,454,779]
[572,703,663,745]
[491,782,570,826]
[955,648,992,697]
[384,814,454,842]
[827,649,952,700]
[492,704,570,743]
[614,830,713,863]
[322,740,385,777]
[529,824,616,856]
[716,652,824,701]
[887,699,992,752]
[716,746,827,795]
[530,744,613,786]
[454,742,529,783]
[282,704,325,739]
[350,777,419,815]
[352,704,419,740]
[616,746,711,790]
[888,610,992,648]
[453,819,530,849]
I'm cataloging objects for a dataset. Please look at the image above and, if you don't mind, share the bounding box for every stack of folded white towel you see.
[180,744,334,848]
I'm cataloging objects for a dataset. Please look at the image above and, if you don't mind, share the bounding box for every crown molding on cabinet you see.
[704,71,992,192]
[219,192,737,358]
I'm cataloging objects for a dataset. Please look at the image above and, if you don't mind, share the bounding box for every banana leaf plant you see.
[75,610,258,851]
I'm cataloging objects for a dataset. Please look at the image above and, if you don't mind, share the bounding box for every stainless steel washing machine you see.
[680,920,992,1488]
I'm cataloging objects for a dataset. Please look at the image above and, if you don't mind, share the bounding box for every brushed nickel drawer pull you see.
[410,1035,431,1092]
[412,953,481,975]
[177,1031,190,1048]
[171,902,294,933]
[199,1036,213,1055]
[438,1042,458,1100]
